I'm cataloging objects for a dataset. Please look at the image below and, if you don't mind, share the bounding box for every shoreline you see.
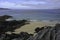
[12,20,60,34]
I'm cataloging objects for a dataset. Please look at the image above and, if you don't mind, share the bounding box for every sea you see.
[0,9,60,21]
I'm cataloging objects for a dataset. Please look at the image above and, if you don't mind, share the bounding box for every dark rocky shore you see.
[0,23,60,40]
[0,15,60,40]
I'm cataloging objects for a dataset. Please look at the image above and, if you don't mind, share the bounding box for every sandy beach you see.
[10,20,60,34]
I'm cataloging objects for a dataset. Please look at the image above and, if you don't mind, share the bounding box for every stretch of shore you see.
[9,20,59,34]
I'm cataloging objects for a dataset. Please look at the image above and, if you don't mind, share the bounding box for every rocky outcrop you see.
[27,24,60,40]
[0,22,60,40]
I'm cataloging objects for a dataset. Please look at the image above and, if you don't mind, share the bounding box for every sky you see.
[0,0,60,9]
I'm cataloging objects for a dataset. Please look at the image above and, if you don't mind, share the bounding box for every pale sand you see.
[11,21,60,34]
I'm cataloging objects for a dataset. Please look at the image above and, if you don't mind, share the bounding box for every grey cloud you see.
[0,0,60,9]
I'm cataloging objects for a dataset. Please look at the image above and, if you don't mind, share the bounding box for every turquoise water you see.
[0,9,60,21]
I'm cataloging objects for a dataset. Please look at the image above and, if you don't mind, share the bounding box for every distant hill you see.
[0,8,10,10]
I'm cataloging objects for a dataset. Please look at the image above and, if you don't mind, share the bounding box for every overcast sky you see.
[0,0,60,9]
